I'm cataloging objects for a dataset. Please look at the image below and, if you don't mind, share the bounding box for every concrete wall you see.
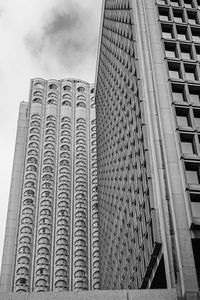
[0,289,177,300]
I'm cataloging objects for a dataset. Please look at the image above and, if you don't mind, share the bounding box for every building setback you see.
[95,0,200,299]
[0,78,99,292]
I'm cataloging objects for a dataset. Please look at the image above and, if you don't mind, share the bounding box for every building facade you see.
[0,78,99,292]
[95,0,200,298]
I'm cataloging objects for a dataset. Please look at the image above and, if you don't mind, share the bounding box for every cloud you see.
[24,0,102,80]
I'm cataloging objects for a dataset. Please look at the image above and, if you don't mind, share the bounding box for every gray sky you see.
[0,0,102,268]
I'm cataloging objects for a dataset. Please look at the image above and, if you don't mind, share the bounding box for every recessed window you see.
[191,28,200,43]
[189,85,200,103]
[77,87,85,93]
[187,11,198,25]
[161,24,174,39]
[195,46,200,61]
[49,84,58,90]
[168,62,182,79]
[194,109,200,127]
[184,0,194,8]
[159,8,171,21]
[184,64,198,81]
[157,0,166,4]
[192,239,200,287]
[172,84,186,102]
[165,42,178,58]
[63,85,71,91]
[176,107,190,127]
[180,44,192,60]
[185,162,200,184]
[176,25,189,41]
[180,134,195,154]
[173,9,185,23]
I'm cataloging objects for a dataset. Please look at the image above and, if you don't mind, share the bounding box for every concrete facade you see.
[0,289,177,300]
[95,0,200,298]
[0,78,99,293]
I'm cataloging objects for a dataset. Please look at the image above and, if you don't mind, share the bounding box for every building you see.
[0,78,99,292]
[95,0,200,298]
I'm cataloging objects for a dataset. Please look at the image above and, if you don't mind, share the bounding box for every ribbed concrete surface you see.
[0,289,177,300]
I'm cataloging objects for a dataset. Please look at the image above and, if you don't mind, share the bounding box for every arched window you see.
[33,91,43,97]
[46,115,56,121]
[31,114,41,120]
[63,85,71,91]
[49,84,58,90]
[47,99,57,105]
[62,100,71,106]
[61,117,71,123]
[34,82,44,89]
[48,92,57,98]
[77,102,86,108]
[32,98,42,104]
[77,87,85,93]
[76,118,86,124]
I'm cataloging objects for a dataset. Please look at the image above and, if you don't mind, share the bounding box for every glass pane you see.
[186,170,199,184]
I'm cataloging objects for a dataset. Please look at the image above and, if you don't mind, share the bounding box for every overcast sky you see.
[0,0,102,269]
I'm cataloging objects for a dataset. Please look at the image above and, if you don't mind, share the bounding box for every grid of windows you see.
[95,0,161,290]
[157,0,200,239]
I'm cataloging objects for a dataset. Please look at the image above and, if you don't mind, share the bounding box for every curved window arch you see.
[45,128,55,136]
[45,136,55,143]
[30,121,40,128]
[24,190,35,197]
[61,117,71,123]
[59,167,69,174]
[55,279,68,289]
[27,157,37,165]
[44,143,55,150]
[57,209,68,217]
[91,102,95,108]
[63,85,71,91]
[34,82,44,89]
[74,270,86,278]
[42,182,52,190]
[77,102,86,108]
[47,99,57,105]
[31,114,41,120]
[29,134,39,141]
[74,259,86,268]
[22,207,33,215]
[76,138,86,145]
[44,150,54,157]
[91,87,94,93]
[16,267,29,275]
[41,191,52,198]
[37,247,49,255]
[48,92,57,98]
[20,226,32,234]
[46,121,56,128]
[43,166,53,173]
[56,258,68,266]
[74,280,86,290]
[62,93,71,100]
[60,152,70,159]
[76,124,86,131]
[55,269,68,277]
[57,218,68,227]
[77,87,85,93]
[40,200,51,207]
[60,137,70,145]
[42,174,53,181]
[57,228,68,236]
[35,278,47,287]
[26,165,37,172]
[49,83,58,90]
[23,198,33,206]
[19,246,31,254]
[32,97,42,104]
[76,118,86,124]
[60,159,69,166]
[19,235,31,244]
[46,115,56,122]
[75,211,86,219]
[33,91,43,97]
[27,149,38,156]
[40,208,51,216]
[75,220,86,228]
[75,202,86,210]
[37,257,49,265]
[77,95,86,101]
[61,129,71,137]
[17,256,30,265]
[43,158,54,165]
[74,229,86,238]
[24,181,35,188]
[74,238,86,248]
[58,201,69,209]
[38,237,50,245]
[39,227,50,235]
[62,100,71,106]
[30,127,40,135]
[56,238,68,246]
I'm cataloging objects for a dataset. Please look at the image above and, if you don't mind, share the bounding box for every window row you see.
[157,0,200,9]
[161,23,200,42]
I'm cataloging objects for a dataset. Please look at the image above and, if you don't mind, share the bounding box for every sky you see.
[0,0,102,269]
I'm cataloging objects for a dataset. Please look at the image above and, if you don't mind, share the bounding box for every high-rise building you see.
[95,0,200,298]
[0,78,99,293]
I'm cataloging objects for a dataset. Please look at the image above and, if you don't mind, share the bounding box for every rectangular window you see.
[184,64,198,81]
[187,11,198,25]
[190,194,200,220]
[191,28,200,43]
[168,62,182,79]
[195,46,200,61]
[176,107,190,127]
[180,44,192,60]
[162,24,174,39]
[177,25,189,41]
[165,42,178,58]
[180,134,195,154]
[188,85,200,103]
[185,162,200,184]
[173,9,185,23]
[159,8,171,21]
[194,109,200,127]
[170,0,180,6]
[184,0,194,8]
[172,83,186,102]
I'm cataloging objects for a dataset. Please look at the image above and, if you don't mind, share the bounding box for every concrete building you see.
[95,0,200,299]
[0,78,99,292]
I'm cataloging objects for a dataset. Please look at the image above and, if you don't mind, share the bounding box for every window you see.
[49,84,58,90]
[195,46,200,61]
[190,193,200,220]
[159,8,171,21]
[77,87,85,93]
[63,85,71,91]
[180,44,192,60]
[172,84,186,102]
[185,162,200,184]
[77,102,86,108]
[173,9,184,23]
[161,24,174,39]
[184,0,194,8]
[192,239,200,287]
[184,64,197,81]
[176,107,190,127]
[187,11,198,25]
[165,42,178,58]
[168,62,182,79]
[180,134,195,154]
[176,25,188,41]
[191,28,200,43]
[194,110,200,127]
[189,85,200,103]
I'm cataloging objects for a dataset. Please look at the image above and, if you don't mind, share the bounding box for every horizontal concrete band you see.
[0,289,177,300]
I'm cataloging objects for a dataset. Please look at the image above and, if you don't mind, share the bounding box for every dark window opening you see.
[150,256,167,289]
[192,239,200,287]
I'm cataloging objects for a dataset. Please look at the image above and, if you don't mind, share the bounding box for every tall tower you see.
[0,78,99,292]
[95,0,200,298]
